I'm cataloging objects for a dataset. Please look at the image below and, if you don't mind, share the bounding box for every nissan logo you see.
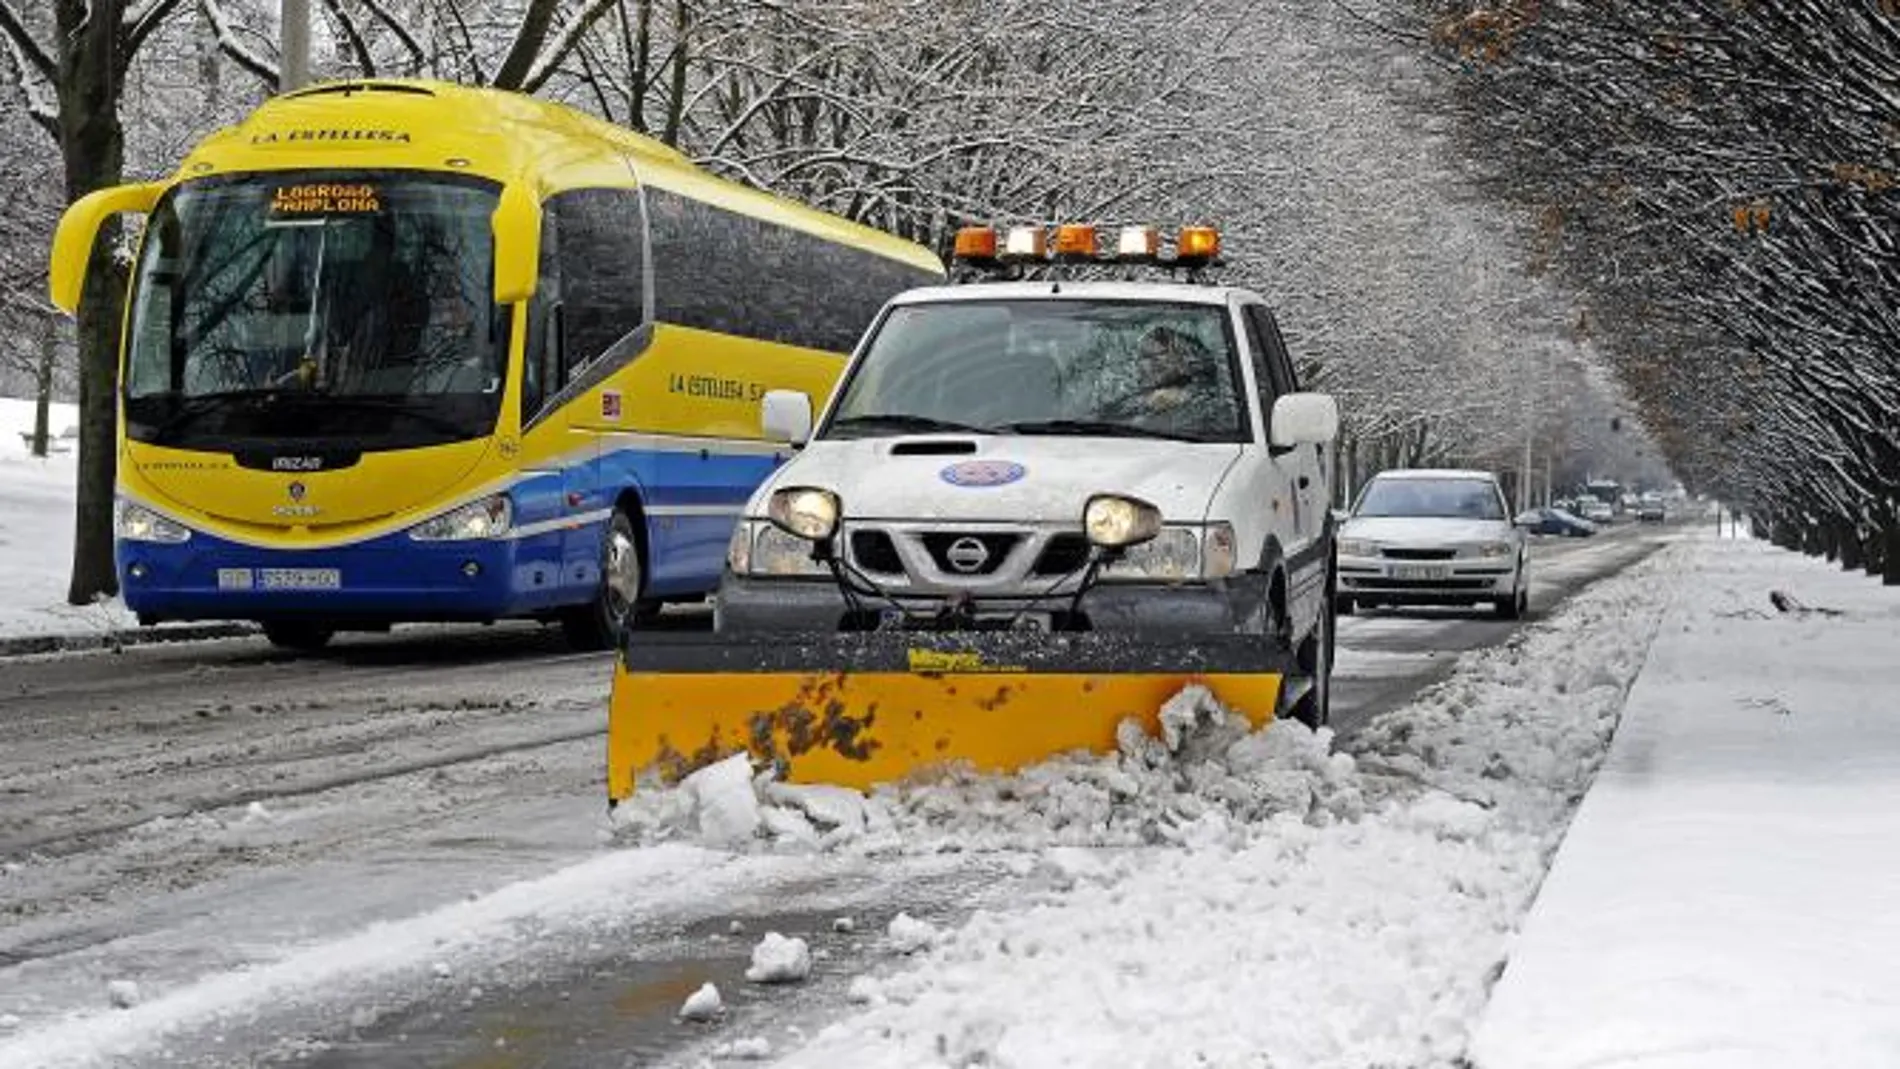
[945,537,990,574]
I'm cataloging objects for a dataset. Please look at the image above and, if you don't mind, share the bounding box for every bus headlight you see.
[409,495,512,541]
[116,501,192,544]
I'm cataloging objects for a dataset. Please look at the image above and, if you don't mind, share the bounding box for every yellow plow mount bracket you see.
[607,631,1294,800]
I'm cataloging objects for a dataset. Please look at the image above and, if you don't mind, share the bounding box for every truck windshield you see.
[825,300,1247,443]
[1356,478,1506,520]
[123,171,506,450]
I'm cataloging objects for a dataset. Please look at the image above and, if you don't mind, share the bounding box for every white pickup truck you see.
[713,271,1341,725]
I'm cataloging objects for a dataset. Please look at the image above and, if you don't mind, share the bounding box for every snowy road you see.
[0,522,1677,1066]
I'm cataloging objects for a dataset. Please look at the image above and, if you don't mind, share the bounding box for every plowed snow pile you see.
[617,547,1684,1068]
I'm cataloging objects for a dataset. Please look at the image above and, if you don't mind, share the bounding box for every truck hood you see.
[766,436,1243,524]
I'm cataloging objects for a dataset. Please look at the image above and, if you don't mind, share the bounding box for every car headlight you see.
[1337,537,1379,558]
[1083,494,1162,549]
[1100,526,1202,582]
[1475,541,1513,558]
[408,494,512,541]
[116,501,191,544]
[748,522,831,577]
[768,487,841,542]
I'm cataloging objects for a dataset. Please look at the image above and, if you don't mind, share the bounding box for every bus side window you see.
[551,188,647,374]
[646,186,939,354]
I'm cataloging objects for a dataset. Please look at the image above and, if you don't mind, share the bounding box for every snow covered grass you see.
[0,397,109,638]
[1471,535,1900,1069]
[616,542,1688,1067]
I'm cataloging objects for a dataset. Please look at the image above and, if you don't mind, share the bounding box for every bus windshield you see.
[124,171,506,449]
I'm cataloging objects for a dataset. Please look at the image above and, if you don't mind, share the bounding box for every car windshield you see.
[123,171,506,449]
[1356,477,1505,520]
[824,300,1247,443]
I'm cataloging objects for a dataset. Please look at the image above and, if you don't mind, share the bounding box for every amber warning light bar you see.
[953,223,1223,272]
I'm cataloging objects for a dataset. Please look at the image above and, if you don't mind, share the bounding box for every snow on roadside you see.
[1469,536,1900,1068]
[621,544,1686,1067]
[0,397,155,641]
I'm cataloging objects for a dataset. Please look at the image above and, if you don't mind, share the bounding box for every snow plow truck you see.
[608,223,1341,800]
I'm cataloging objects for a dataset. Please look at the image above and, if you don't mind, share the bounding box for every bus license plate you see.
[260,568,341,590]
[1391,564,1449,581]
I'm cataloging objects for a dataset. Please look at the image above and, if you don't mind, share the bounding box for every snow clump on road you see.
[744,932,813,984]
[678,981,724,1022]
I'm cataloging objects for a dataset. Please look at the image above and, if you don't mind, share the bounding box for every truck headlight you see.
[726,522,752,573]
[1100,526,1201,581]
[1475,541,1513,558]
[749,523,831,577]
[1202,523,1236,578]
[1083,494,1161,549]
[408,494,512,541]
[116,501,191,544]
[768,487,840,542]
[1336,538,1379,559]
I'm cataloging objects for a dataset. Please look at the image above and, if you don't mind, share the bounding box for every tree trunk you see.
[57,0,129,606]
[1885,524,1900,587]
[1839,525,1862,571]
[31,316,56,458]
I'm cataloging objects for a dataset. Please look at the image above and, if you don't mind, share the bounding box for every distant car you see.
[1515,507,1597,538]
[1636,498,1666,523]
[1336,469,1529,619]
[1579,499,1614,523]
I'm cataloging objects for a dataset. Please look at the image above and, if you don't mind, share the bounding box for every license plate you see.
[1391,564,1450,581]
[259,568,341,590]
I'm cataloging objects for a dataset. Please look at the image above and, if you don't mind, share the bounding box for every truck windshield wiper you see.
[993,419,1212,443]
[826,413,994,437]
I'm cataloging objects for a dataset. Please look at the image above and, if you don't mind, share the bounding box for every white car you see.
[716,275,1342,725]
[1579,498,1615,524]
[1335,469,1529,619]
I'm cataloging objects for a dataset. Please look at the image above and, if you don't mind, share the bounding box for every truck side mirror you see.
[1269,392,1340,448]
[762,389,813,446]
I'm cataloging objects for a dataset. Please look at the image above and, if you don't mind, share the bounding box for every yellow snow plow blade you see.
[607,631,1294,801]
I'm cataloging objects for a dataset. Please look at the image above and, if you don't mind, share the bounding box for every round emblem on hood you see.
[287,481,306,501]
[940,460,1025,488]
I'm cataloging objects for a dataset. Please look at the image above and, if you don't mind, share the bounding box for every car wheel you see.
[1337,594,1355,616]
[262,621,334,651]
[562,508,662,651]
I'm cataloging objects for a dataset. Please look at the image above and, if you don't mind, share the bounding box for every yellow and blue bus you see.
[50,79,943,650]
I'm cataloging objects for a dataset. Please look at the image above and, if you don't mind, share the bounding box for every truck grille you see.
[919,532,1018,576]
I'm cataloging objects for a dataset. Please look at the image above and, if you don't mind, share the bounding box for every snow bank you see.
[612,545,1685,1066]
[1470,536,1900,1069]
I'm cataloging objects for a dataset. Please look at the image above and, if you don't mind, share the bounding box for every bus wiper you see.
[827,413,994,437]
[304,395,475,437]
[993,419,1210,443]
[145,389,289,441]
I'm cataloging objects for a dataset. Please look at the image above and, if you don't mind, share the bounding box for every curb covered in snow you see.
[0,622,257,659]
